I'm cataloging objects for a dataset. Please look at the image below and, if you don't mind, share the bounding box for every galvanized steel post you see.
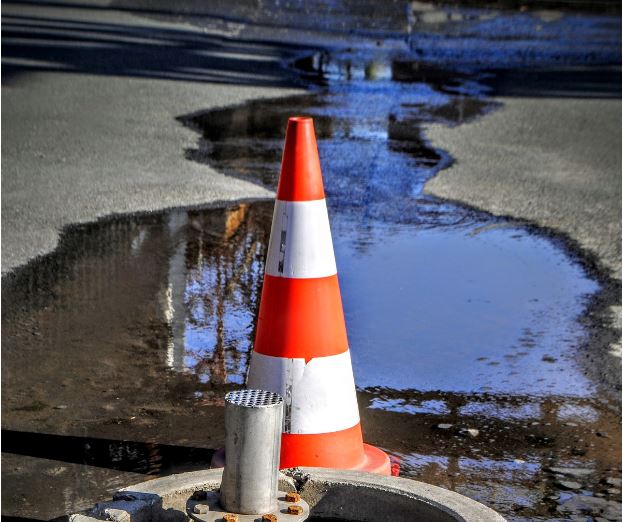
[220,389,284,515]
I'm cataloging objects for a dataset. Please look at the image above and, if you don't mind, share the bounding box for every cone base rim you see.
[354,443,392,476]
[210,444,391,476]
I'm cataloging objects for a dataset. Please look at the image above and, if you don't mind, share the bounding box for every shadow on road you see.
[1,1,310,86]
[2,429,215,475]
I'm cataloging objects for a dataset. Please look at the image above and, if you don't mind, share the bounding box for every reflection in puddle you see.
[2,202,620,520]
[181,52,599,396]
[336,223,598,395]
[2,203,272,519]
[459,401,541,421]
[360,388,621,519]
[557,403,600,423]
[164,205,266,384]
[180,69,497,229]
[369,397,450,415]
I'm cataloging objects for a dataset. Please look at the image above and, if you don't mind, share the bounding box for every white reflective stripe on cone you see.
[247,350,360,434]
[265,199,337,279]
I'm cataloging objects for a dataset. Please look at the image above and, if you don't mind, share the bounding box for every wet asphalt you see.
[1,0,302,274]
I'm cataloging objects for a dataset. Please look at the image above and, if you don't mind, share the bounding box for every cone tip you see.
[288,116,313,124]
[278,116,324,202]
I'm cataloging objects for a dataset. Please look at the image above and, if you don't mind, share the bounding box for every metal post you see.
[220,389,284,515]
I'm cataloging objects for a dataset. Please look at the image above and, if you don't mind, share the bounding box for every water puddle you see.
[2,201,620,520]
[3,8,621,522]
[179,52,600,399]
[2,204,272,519]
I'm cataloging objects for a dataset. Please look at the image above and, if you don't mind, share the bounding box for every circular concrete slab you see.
[72,467,505,521]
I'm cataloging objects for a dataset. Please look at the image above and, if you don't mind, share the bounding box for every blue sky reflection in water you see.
[174,207,599,396]
[179,47,600,398]
[333,218,599,395]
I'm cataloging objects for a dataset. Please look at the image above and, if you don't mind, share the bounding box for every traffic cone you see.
[247,116,391,475]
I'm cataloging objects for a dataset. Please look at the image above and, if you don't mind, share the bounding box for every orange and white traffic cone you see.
[247,116,391,475]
